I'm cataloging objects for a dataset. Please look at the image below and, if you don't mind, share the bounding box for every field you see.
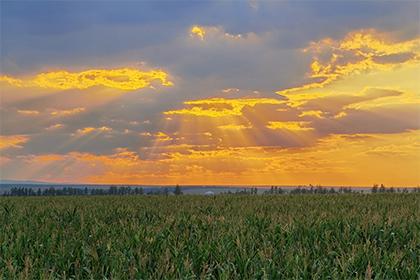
[0,194,419,279]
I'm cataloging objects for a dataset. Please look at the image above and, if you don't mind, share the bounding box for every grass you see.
[0,194,419,279]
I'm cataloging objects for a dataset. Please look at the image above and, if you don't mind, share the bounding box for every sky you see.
[0,1,419,186]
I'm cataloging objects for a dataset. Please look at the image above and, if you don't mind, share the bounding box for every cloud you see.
[266,121,314,131]
[164,98,283,117]
[45,124,64,131]
[277,29,420,95]
[343,88,413,110]
[0,68,173,91]
[154,132,172,142]
[50,107,86,117]
[1,11,418,186]
[218,124,251,130]
[283,83,411,110]
[189,25,257,42]
[3,129,419,185]
[298,110,325,119]
[292,88,411,122]
[313,104,420,135]
[286,87,419,135]
[0,76,24,87]
[25,154,66,163]
[0,135,29,150]
[222,88,240,93]
[75,126,112,135]
[17,110,40,116]
[191,25,206,40]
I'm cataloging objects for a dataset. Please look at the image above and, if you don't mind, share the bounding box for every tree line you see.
[1,184,417,197]
[2,185,183,197]
[223,185,417,195]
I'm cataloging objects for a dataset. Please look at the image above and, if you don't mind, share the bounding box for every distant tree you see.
[174,185,183,195]
[379,184,386,193]
[372,184,378,193]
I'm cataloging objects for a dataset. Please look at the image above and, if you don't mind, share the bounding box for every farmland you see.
[0,194,419,279]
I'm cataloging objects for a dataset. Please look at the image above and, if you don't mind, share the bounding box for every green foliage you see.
[0,194,418,279]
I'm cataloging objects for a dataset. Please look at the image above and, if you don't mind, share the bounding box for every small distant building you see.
[204,191,215,196]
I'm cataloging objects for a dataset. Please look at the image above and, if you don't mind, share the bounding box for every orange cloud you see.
[75,149,140,170]
[0,135,29,150]
[50,107,85,117]
[0,68,173,91]
[45,124,64,131]
[5,130,419,186]
[33,154,66,163]
[17,110,40,116]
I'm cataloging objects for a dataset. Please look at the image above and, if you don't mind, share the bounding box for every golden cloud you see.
[191,25,206,40]
[0,135,29,150]
[164,98,283,117]
[190,25,254,42]
[0,76,24,87]
[277,29,420,95]
[266,121,314,131]
[218,124,252,130]
[0,68,173,91]
[76,126,112,135]
[343,88,418,110]
[298,110,325,119]
[155,132,172,142]
[333,112,347,119]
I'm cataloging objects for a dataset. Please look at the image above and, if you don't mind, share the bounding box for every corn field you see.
[0,194,419,279]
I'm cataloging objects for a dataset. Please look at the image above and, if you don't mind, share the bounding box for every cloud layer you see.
[1,2,419,186]
[0,68,172,91]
